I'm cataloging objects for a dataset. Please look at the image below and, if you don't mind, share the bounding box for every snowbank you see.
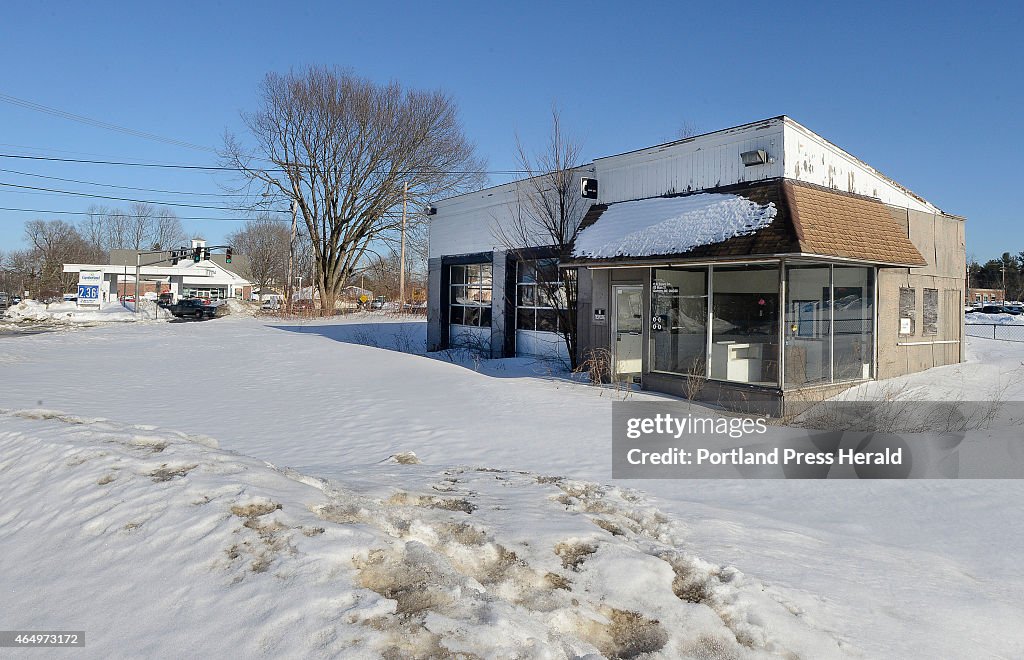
[213,298,259,317]
[2,317,1023,657]
[966,311,1024,325]
[573,193,777,259]
[0,409,845,658]
[3,300,138,324]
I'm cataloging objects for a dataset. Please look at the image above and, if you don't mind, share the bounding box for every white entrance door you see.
[612,285,643,382]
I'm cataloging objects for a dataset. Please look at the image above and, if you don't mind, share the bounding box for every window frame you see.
[515,258,566,333]
[448,263,493,328]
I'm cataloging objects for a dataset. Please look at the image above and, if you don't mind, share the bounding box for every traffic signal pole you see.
[130,245,234,316]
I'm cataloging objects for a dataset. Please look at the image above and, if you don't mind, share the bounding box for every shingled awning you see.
[566,179,927,268]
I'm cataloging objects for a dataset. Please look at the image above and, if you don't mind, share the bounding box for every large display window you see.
[709,265,779,385]
[651,268,708,376]
[832,266,874,381]
[784,265,832,385]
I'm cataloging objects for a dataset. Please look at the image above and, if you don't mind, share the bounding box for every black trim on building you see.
[439,264,451,350]
[441,252,493,266]
[440,252,494,350]
[503,253,517,357]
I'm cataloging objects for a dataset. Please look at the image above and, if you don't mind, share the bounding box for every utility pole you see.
[1002,262,1007,304]
[135,251,141,316]
[286,199,297,312]
[399,180,407,310]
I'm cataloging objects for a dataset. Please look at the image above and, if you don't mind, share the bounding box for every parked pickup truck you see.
[165,298,219,320]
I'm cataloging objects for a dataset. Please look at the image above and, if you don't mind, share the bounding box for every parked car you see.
[980,305,1005,314]
[166,298,219,320]
[122,295,136,303]
[370,295,387,310]
[1003,304,1023,315]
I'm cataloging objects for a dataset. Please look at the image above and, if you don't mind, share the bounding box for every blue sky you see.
[1,0,1020,260]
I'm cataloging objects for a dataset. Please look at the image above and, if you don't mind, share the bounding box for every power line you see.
[0,141,219,164]
[0,167,248,197]
[0,92,218,153]
[0,152,242,171]
[0,203,409,223]
[0,205,283,222]
[0,180,286,213]
[0,151,530,175]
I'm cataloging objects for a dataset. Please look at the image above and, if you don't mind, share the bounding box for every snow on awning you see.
[571,193,777,260]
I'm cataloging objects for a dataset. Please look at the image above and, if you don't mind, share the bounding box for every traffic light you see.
[204,248,212,261]
[192,247,201,262]
[225,247,232,264]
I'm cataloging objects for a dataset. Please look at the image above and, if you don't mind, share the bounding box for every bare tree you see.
[151,207,186,250]
[80,205,111,256]
[125,203,155,251]
[495,108,590,368]
[676,120,700,140]
[404,221,430,284]
[2,249,40,296]
[0,249,11,294]
[363,252,402,300]
[23,219,105,296]
[224,66,484,314]
[293,228,315,288]
[226,215,290,297]
[104,209,133,250]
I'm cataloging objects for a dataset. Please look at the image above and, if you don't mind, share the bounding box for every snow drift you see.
[3,300,139,324]
[0,409,847,658]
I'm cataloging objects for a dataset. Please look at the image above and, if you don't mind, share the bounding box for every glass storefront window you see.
[710,265,779,385]
[832,267,874,381]
[644,262,873,390]
[784,265,832,386]
[651,268,708,376]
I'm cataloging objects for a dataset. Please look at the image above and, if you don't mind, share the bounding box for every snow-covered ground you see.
[966,311,1024,325]
[2,315,1022,657]
[2,299,141,324]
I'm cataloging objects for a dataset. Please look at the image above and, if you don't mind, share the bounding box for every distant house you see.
[342,285,374,301]
[426,116,965,414]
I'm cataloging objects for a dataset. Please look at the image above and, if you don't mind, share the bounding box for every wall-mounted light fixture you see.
[581,177,598,199]
[740,150,769,167]
[425,204,437,215]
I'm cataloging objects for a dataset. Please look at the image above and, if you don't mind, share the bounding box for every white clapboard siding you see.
[595,118,786,204]
[782,120,940,214]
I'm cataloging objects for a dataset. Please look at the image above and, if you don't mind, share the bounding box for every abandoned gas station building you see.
[427,117,965,413]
